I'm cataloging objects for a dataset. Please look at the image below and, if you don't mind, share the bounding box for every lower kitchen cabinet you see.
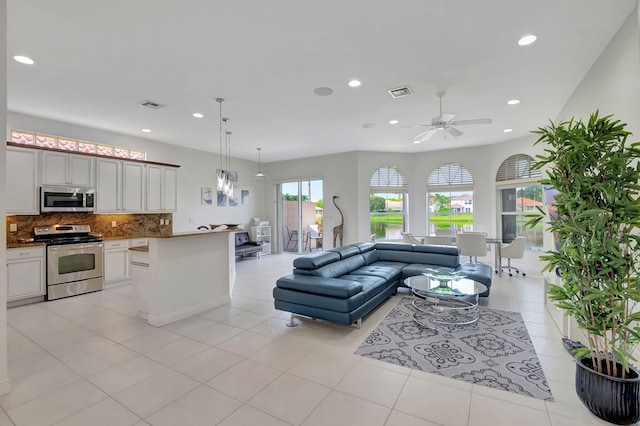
[7,246,45,302]
[103,238,148,287]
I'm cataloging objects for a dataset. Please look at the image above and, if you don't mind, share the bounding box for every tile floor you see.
[0,250,629,425]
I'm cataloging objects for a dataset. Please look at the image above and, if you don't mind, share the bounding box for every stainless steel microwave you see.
[40,186,96,213]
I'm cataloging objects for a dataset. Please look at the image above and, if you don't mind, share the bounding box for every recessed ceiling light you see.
[413,140,421,144]
[507,99,520,105]
[518,34,537,46]
[348,80,362,88]
[389,120,399,125]
[141,128,151,133]
[13,55,34,65]
[504,128,513,133]
[192,113,204,118]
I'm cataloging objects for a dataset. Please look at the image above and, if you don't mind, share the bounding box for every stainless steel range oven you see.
[34,225,104,300]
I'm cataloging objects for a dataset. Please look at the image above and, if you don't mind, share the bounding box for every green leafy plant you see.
[528,111,640,378]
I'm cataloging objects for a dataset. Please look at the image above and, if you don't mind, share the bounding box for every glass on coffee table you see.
[404,268,488,330]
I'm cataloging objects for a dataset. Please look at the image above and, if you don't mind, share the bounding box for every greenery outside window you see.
[370,166,407,241]
[427,163,474,236]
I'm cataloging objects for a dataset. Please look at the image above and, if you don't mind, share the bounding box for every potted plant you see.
[529,111,640,425]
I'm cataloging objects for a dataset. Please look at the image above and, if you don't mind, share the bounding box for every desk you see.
[486,238,503,276]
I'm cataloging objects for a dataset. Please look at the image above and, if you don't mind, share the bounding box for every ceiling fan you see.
[406,92,492,142]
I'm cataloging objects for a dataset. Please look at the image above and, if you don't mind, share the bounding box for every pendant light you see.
[254,147,265,179]
[215,98,226,192]
[226,128,234,198]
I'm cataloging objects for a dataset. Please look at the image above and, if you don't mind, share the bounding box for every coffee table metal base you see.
[411,292,480,329]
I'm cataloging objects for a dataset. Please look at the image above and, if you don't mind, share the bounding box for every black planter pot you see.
[575,355,640,425]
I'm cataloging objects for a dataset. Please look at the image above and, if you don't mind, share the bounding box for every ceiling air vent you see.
[387,86,413,99]
[138,100,166,109]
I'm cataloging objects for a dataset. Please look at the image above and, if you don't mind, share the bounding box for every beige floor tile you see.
[408,368,473,392]
[0,364,82,410]
[248,373,331,425]
[64,344,138,377]
[250,317,295,337]
[144,337,210,366]
[394,376,471,426]
[7,380,107,426]
[120,329,182,354]
[217,405,290,426]
[215,330,277,357]
[8,350,62,382]
[289,349,358,388]
[335,363,408,408]
[548,412,612,426]
[249,334,320,371]
[44,335,116,362]
[545,380,607,425]
[0,409,12,426]
[470,381,547,411]
[189,323,245,346]
[302,390,390,426]
[173,347,243,383]
[145,385,241,426]
[207,359,282,402]
[223,312,272,329]
[161,316,217,336]
[385,410,440,426]
[52,398,140,426]
[539,355,576,384]
[468,393,551,426]
[87,356,166,395]
[95,321,158,343]
[112,369,199,418]
[198,306,245,322]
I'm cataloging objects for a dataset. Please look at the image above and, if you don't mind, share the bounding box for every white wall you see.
[0,0,10,395]
[7,112,267,232]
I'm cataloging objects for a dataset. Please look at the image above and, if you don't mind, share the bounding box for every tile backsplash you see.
[6,213,172,244]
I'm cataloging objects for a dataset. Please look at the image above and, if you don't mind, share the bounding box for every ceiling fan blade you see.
[414,128,440,141]
[445,126,463,137]
[450,118,493,126]
[440,113,456,123]
[401,124,431,128]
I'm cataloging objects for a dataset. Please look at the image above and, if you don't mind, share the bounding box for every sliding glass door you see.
[279,179,323,254]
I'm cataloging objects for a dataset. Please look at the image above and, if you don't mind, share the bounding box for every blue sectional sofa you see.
[274,241,492,327]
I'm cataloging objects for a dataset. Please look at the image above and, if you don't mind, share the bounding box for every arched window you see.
[426,163,474,236]
[496,154,542,247]
[370,166,407,241]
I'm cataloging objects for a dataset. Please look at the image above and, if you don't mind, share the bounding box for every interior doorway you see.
[279,179,323,254]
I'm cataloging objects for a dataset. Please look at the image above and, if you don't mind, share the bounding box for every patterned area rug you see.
[355,297,553,400]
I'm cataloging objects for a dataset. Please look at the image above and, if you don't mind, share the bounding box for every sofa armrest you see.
[276,274,363,298]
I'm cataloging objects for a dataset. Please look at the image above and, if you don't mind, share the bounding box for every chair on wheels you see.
[305,224,322,252]
[456,233,487,263]
[402,232,423,244]
[500,237,527,276]
[285,225,299,251]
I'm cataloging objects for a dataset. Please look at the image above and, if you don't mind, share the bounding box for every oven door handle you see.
[49,243,103,251]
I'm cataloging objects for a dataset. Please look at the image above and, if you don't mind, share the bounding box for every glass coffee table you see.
[404,270,488,330]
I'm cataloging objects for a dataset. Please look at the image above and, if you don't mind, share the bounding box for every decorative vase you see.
[575,355,640,425]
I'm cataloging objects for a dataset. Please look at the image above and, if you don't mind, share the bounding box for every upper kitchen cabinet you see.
[95,159,145,213]
[42,151,94,187]
[6,147,39,214]
[146,165,178,212]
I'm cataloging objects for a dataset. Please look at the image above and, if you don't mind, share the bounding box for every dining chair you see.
[402,232,423,244]
[306,224,322,252]
[285,225,299,251]
[500,236,527,276]
[423,236,453,245]
[455,232,487,263]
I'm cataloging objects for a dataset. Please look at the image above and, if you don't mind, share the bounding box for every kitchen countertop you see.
[7,242,46,249]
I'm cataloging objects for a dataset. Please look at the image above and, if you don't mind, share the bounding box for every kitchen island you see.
[129,230,236,326]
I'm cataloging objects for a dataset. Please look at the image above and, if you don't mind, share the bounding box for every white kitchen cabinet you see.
[146,165,178,212]
[251,225,271,255]
[42,151,94,187]
[7,246,46,302]
[103,239,131,286]
[122,162,145,212]
[96,159,145,213]
[6,147,39,214]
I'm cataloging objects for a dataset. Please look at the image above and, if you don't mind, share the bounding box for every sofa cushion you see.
[456,262,493,296]
[276,274,363,298]
[312,255,366,278]
[235,232,252,246]
[273,288,367,313]
[327,245,361,259]
[350,264,402,282]
[401,263,448,279]
[361,250,379,265]
[350,242,375,253]
[375,242,413,252]
[339,274,388,299]
[294,252,341,270]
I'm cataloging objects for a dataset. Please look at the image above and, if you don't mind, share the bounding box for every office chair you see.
[456,233,487,263]
[500,236,527,276]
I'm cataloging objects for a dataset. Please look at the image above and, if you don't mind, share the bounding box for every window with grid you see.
[370,166,407,241]
[426,163,475,235]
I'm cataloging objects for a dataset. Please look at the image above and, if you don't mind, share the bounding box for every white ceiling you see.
[7,0,637,162]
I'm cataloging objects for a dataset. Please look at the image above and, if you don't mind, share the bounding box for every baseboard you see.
[146,295,231,327]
